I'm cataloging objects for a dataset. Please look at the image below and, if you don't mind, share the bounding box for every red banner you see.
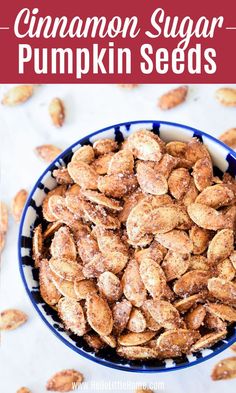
[0,0,235,82]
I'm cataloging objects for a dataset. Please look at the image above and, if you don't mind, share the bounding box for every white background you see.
[0,84,236,393]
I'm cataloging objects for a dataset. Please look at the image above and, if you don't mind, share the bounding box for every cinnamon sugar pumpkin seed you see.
[39,259,61,306]
[168,168,191,199]
[174,293,206,313]
[185,305,206,330]
[155,230,193,254]
[187,203,230,230]
[98,173,138,198]
[177,157,197,169]
[103,250,128,274]
[2,85,33,106]
[77,233,99,265]
[185,138,211,165]
[50,227,77,261]
[95,226,128,258]
[67,160,98,190]
[177,157,196,168]
[188,255,210,271]
[42,185,67,222]
[146,204,184,234]
[118,331,156,346]
[12,189,28,222]
[107,149,134,175]
[100,334,117,348]
[182,178,199,206]
[49,97,65,127]
[44,221,63,238]
[141,303,161,331]
[139,258,166,298]
[189,225,212,255]
[195,184,235,208]
[215,258,235,280]
[204,313,227,332]
[49,258,84,281]
[126,199,151,242]
[48,196,74,224]
[81,190,122,211]
[80,198,120,229]
[191,331,227,352]
[0,309,28,331]
[122,260,147,307]
[46,369,83,392]
[58,297,86,336]
[162,251,190,281]
[154,153,179,178]
[93,139,118,155]
[192,157,213,191]
[166,141,187,157]
[53,168,73,185]
[157,329,200,355]
[176,207,193,230]
[208,278,236,305]
[65,194,85,218]
[219,128,236,149]
[32,224,43,268]
[137,162,168,195]
[158,85,188,110]
[211,357,236,381]
[215,87,236,107]
[72,145,95,164]
[86,293,113,336]
[147,339,180,358]
[173,270,210,297]
[35,144,62,163]
[51,274,78,300]
[207,229,234,264]
[117,345,158,360]
[98,271,122,302]
[74,278,97,299]
[145,300,183,330]
[206,303,236,322]
[48,196,76,225]
[91,152,114,175]
[127,200,178,242]
[126,129,163,162]
[127,308,146,333]
[65,184,81,196]
[128,233,153,248]
[112,299,132,334]
[135,242,163,265]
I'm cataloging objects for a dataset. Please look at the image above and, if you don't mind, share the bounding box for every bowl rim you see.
[18,120,236,373]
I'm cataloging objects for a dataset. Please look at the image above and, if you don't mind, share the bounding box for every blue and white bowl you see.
[18,120,236,373]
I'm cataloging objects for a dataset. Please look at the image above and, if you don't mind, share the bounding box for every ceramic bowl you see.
[18,120,236,373]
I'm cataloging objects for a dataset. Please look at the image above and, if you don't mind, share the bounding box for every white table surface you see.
[0,83,236,393]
